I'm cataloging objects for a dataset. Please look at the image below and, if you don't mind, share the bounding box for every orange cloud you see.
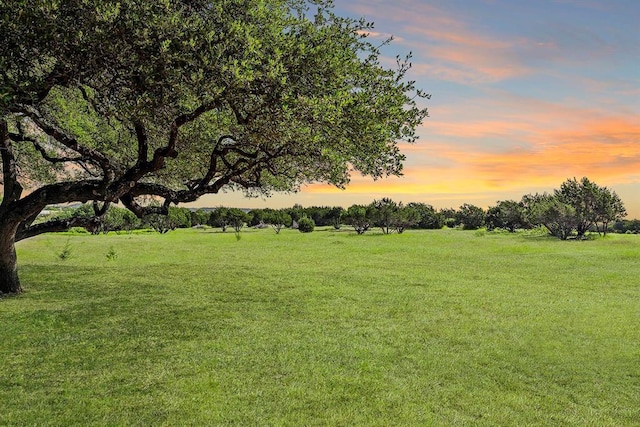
[304,96,640,202]
[467,119,640,187]
[431,105,640,190]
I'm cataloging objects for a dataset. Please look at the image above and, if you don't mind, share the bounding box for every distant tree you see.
[61,203,101,234]
[612,219,640,234]
[325,206,344,230]
[344,204,373,235]
[440,208,459,228]
[190,209,210,227]
[119,209,141,233]
[247,209,267,227]
[263,209,292,234]
[455,204,485,230]
[555,177,599,237]
[169,207,192,229]
[593,186,626,236]
[286,204,305,224]
[144,214,173,234]
[371,198,399,234]
[300,206,326,226]
[524,193,578,240]
[101,206,130,233]
[526,177,627,239]
[208,207,231,232]
[226,208,250,233]
[394,204,420,233]
[407,202,444,229]
[485,200,527,232]
[143,206,190,233]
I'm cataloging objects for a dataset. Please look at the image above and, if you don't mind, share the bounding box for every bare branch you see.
[14,104,115,177]
[119,193,170,218]
[32,140,86,164]
[9,121,102,180]
[0,119,23,206]
[159,101,220,161]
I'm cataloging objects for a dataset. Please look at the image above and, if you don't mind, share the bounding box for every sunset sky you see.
[193,0,640,217]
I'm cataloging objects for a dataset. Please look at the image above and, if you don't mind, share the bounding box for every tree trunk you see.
[0,228,21,295]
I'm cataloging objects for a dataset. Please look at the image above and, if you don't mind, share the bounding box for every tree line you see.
[48,177,628,239]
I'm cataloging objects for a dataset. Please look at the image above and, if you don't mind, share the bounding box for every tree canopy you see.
[522,177,626,239]
[0,0,428,293]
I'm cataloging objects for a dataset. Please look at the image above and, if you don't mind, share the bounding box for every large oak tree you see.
[0,0,428,294]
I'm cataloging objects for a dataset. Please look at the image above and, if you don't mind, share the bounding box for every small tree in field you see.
[594,188,626,236]
[456,204,486,230]
[144,206,191,233]
[144,214,174,234]
[525,193,578,240]
[370,198,419,234]
[344,205,374,235]
[440,208,459,228]
[264,210,292,234]
[555,177,597,238]
[486,200,527,232]
[325,206,344,230]
[208,208,230,232]
[523,177,626,240]
[226,208,250,233]
[394,205,420,233]
[407,202,444,229]
[0,1,428,294]
[190,209,210,227]
[102,206,140,233]
[371,198,399,234]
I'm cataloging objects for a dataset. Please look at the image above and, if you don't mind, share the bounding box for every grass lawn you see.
[2,227,639,425]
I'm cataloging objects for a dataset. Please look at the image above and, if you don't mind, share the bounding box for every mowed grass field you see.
[2,227,639,425]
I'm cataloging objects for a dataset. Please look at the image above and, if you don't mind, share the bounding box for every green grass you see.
[2,228,639,425]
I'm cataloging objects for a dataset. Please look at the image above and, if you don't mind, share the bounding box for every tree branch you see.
[14,104,115,177]
[16,216,103,242]
[119,193,170,218]
[9,122,101,179]
[121,101,223,186]
[157,101,220,162]
[133,119,149,166]
[8,179,104,222]
[0,119,23,206]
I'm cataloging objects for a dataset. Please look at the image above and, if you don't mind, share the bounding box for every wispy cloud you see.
[346,2,534,84]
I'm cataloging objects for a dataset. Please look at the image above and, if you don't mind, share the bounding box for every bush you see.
[297,216,315,233]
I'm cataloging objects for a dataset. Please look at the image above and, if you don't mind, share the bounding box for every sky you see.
[191,0,640,217]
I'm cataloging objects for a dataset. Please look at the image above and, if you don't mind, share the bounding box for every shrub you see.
[57,239,72,260]
[106,246,118,261]
[297,216,315,233]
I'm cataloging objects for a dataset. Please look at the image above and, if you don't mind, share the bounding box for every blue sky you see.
[193,0,640,217]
